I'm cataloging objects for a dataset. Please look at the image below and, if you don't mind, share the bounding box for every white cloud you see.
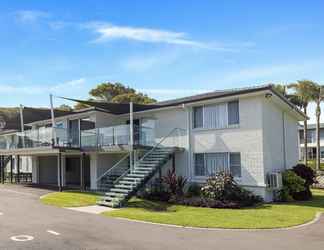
[219,60,324,84]
[0,78,86,95]
[14,10,49,23]
[84,22,243,51]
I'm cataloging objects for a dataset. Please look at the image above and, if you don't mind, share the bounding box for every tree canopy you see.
[74,82,156,109]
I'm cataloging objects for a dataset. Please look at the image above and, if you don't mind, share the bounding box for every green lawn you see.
[103,189,324,229]
[40,191,101,207]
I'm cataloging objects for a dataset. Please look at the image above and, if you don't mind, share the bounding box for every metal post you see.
[80,153,85,191]
[129,102,134,172]
[17,155,20,183]
[172,154,176,172]
[58,152,62,192]
[50,94,56,145]
[19,104,25,148]
[0,156,3,184]
[10,156,13,183]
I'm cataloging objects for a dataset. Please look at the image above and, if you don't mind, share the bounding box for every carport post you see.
[17,155,20,183]
[80,153,85,191]
[10,156,13,183]
[0,156,4,184]
[58,153,62,192]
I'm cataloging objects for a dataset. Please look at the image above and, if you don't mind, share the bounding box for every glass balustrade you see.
[81,124,155,148]
[0,127,76,150]
[0,123,157,150]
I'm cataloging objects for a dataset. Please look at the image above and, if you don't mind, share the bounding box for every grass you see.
[40,191,101,207]
[103,189,324,229]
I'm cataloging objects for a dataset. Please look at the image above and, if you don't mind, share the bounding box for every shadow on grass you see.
[126,198,174,212]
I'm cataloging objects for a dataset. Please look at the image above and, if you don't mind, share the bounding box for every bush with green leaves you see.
[279,170,306,201]
[201,172,263,206]
[185,183,201,197]
[292,164,316,200]
[162,167,187,196]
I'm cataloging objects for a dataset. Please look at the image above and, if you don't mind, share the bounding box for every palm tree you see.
[310,84,324,171]
[288,80,318,166]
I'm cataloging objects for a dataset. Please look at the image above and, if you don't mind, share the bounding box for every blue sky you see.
[1,1,324,121]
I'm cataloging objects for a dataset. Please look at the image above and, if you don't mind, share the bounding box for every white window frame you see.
[193,152,241,179]
[192,100,239,131]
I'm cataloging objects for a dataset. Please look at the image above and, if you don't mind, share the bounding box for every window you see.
[192,100,239,129]
[193,106,203,129]
[228,101,239,125]
[194,152,241,178]
[230,153,241,177]
[194,153,205,176]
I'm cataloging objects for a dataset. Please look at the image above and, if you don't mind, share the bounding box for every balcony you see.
[0,127,79,151]
[81,124,155,150]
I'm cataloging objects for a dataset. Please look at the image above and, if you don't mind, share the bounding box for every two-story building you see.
[299,123,324,160]
[0,85,304,206]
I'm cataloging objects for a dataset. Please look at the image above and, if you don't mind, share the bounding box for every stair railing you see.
[96,152,130,184]
[137,127,186,164]
[112,127,186,185]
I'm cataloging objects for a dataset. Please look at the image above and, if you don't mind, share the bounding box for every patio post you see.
[58,152,62,192]
[17,155,20,183]
[129,102,134,172]
[80,153,85,191]
[10,156,13,183]
[0,156,4,184]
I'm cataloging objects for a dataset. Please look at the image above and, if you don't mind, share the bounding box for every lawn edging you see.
[106,211,323,231]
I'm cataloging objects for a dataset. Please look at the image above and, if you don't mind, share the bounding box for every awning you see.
[60,97,161,115]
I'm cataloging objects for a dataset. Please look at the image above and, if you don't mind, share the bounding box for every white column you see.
[129,102,134,171]
[61,155,66,186]
[90,153,98,189]
[50,94,56,144]
[32,156,39,184]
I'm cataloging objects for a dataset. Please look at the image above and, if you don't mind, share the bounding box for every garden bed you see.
[103,189,324,229]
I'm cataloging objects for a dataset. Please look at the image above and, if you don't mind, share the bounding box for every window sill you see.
[192,124,239,132]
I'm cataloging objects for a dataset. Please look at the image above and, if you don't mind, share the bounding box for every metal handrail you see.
[113,127,186,185]
[137,127,186,164]
[96,152,130,183]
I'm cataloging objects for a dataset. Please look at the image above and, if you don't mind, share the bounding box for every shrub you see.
[138,178,170,202]
[201,172,262,206]
[279,170,305,201]
[162,167,187,196]
[292,164,316,200]
[185,183,201,197]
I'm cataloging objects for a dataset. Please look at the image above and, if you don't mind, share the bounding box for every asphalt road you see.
[0,184,324,250]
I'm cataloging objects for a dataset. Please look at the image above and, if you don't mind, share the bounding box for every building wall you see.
[191,95,265,187]
[38,156,58,185]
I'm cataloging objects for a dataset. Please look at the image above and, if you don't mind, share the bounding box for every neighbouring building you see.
[0,85,305,206]
[299,123,324,160]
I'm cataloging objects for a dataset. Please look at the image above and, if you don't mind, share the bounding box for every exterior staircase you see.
[97,147,176,208]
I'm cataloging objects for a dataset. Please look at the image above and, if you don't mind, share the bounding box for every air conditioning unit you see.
[267,172,283,190]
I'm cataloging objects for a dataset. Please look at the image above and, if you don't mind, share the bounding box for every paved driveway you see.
[0,184,324,250]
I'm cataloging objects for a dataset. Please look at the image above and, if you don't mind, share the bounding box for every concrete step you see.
[119,180,138,185]
[110,188,131,194]
[105,192,127,197]
[123,177,143,181]
[114,184,134,190]
[97,200,120,208]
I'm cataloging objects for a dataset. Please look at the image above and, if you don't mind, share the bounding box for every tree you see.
[310,83,324,172]
[58,104,73,111]
[288,80,318,165]
[74,82,156,109]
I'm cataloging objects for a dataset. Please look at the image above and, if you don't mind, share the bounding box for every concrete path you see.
[0,184,324,250]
